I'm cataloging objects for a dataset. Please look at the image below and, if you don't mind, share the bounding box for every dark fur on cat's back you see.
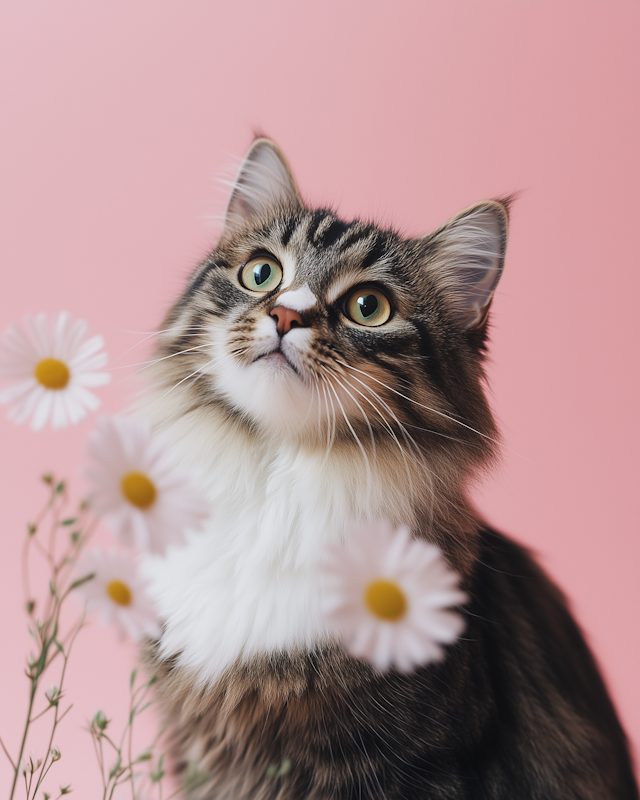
[143,140,638,799]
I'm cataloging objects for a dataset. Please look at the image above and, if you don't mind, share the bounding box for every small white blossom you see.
[74,549,160,641]
[321,520,467,672]
[86,415,209,554]
[45,685,61,705]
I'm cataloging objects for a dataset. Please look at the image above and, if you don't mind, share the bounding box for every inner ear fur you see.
[422,200,510,330]
[224,138,303,229]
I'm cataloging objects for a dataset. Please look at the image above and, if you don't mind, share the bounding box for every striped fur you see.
[141,140,638,799]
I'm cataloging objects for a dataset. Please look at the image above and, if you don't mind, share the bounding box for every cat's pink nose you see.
[270,306,305,335]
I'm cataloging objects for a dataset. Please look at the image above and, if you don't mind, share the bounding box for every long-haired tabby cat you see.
[142,139,638,799]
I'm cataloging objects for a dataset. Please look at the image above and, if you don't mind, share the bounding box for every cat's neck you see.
[141,389,480,683]
[148,388,480,570]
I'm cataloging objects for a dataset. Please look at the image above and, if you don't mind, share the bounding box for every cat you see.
[141,139,638,799]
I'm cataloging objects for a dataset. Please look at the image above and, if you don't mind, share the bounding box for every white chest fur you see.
[141,403,415,685]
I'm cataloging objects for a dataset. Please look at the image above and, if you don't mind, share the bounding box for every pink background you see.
[1,1,638,795]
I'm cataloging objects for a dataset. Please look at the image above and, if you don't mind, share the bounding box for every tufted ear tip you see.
[423,200,510,330]
[224,138,302,228]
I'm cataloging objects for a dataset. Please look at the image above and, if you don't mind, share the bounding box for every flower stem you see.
[9,676,37,800]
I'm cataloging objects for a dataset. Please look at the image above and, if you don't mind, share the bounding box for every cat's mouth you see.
[255,346,300,377]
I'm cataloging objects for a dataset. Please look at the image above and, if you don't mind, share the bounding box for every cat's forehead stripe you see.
[306,214,376,253]
[280,217,299,247]
[301,211,366,252]
[305,210,328,243]
[335,226,378,253]
[314,218,351,249]
[310,215,335,242]
[275,211,387,264]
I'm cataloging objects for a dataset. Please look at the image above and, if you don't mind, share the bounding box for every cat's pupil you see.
[253,263,271,285]
[358,294,379,318]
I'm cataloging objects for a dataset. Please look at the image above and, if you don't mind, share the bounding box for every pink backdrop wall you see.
[1,2,638,795]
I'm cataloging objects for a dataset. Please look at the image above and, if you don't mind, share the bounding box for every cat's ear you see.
[224,138,302,228]
[423,200,509,329]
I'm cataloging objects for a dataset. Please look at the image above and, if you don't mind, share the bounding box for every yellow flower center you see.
[34,358,70,390]
[364,579,407,622]
[120,471,157,510]
[106,579,133,607]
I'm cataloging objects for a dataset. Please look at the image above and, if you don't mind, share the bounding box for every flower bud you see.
[50,747,61,762]
[93,710,108,731]
[46,685,61,705]
[20,751,42,774]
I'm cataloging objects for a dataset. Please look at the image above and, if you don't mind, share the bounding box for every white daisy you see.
[321,520,468,672]
[87,415,209,554]
[0,312,110,430]
[74,549,160,641]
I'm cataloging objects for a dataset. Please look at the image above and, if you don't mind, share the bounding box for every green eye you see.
[240,256,283,293]
[344,287,392,327]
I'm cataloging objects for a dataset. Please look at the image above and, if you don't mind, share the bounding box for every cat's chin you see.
[215,350,318,438]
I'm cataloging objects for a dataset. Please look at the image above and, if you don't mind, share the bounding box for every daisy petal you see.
[69,334,106,367]
[9,384,45,424]
[75,371,112,388]
[51,392,69,429]
[31,391,54,430]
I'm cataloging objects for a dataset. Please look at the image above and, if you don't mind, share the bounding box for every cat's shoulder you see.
[468,526,638,798]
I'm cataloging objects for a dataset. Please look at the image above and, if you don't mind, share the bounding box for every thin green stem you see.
[100,733,123,753]
[128,683,136,800]
[32,612,84,799]
[22,492,52,613]
[0,735,17,770]
[33,758,56,797]
[10,487,64,800]
[90,731,106,790]
[98,736,108,798]
[29,704,55,723]
[9,675,38,800]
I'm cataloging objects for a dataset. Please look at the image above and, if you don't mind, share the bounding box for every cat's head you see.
[155,139,508,475]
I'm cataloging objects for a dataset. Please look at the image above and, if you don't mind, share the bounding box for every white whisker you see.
[145,353,228,411]
[111,324,213,364]
[318,365,376,458]
[107,342,213,374]
[320,378,337,464]
[322,374,373,492]
[335,359,500,447]
[298,373,318,430]
[338,369,432,514]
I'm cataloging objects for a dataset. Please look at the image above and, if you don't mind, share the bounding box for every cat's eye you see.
[239,256,283,293]
[344,286,392,327]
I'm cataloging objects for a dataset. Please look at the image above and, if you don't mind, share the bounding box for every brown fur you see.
[144,529,637,799]
[143,141,638,798]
